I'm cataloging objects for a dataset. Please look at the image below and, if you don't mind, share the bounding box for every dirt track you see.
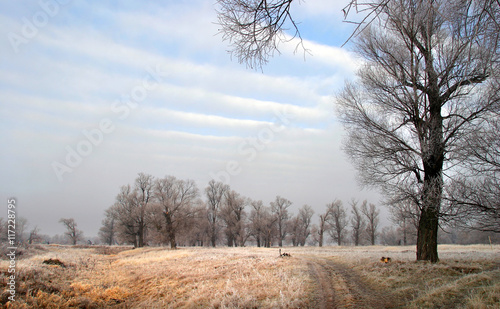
[302,256,397,309]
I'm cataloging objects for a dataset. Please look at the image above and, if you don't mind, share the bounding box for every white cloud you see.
[0,0,380,236]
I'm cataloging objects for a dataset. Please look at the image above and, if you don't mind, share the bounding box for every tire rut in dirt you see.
[304,257,396,309]
[306,260,337,309]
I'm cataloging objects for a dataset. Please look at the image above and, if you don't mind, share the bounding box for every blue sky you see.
[0,0,383,237]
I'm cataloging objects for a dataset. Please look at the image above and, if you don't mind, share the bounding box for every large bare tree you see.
[289,205,314,246]
[184,200,211,246]
[350,199,366,246]
[261,205,278,247]
[59,218,83,245]
[205,180,230,247]
[112,185,140,246]
[249,200,278,247]
[154,175,199,249]
[216,0,499,261]
[298,204,314,246]
[220,190,247,247]
[110,173,154,247]
[248,199,267,247]
[327,200,349,246]
[27,226,42,245]
[362,202,380,245]
[337,0,499,261]
[270,195,292,247]
[133,173,154,247]
[99,207,117,245]
[317,204,332,247]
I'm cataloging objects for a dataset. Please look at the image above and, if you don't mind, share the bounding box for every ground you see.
[0,244,499,308]
[304,256,395,308]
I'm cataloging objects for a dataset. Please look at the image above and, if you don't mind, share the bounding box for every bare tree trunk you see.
[417,206,439,262]
[318,229,324,247]
[416,53,444,261]
[137,224,144,248]
[164,211,177,249]
[205,180,229,248]
[403,217,407,246]
[318,213,328,247]
[417,173,442,262]
[256,229,262,247]
[265,229,272,247]
[351,200,365,246]
[227,233,234,247]
[211,221,217,247]
[271,196,291,247]
[327,200,347,246]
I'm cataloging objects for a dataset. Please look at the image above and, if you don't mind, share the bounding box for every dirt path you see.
[302,256,397,309]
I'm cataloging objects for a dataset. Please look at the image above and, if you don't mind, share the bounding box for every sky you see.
[0,0,385,238]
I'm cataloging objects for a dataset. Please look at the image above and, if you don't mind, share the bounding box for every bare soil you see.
[302,256,400,309]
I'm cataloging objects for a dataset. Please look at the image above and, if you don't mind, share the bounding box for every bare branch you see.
[216,0,303,69]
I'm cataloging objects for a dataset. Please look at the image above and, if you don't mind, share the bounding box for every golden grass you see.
[306,245,500,309]
[0,246,309,308]
[0,245,498,308]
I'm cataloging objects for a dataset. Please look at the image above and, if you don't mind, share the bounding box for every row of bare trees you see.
[0,216,89,249]
[98,173,199,249]
[315,200,380,247]
[99,173,382,248]
[0,217,43,246]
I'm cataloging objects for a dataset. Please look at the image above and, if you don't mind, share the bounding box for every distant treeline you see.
[95,173,498,248]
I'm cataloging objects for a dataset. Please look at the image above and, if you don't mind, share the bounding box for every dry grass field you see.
[0,244,498,308]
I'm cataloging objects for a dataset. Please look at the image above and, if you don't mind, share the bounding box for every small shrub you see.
[42,258,66,267]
